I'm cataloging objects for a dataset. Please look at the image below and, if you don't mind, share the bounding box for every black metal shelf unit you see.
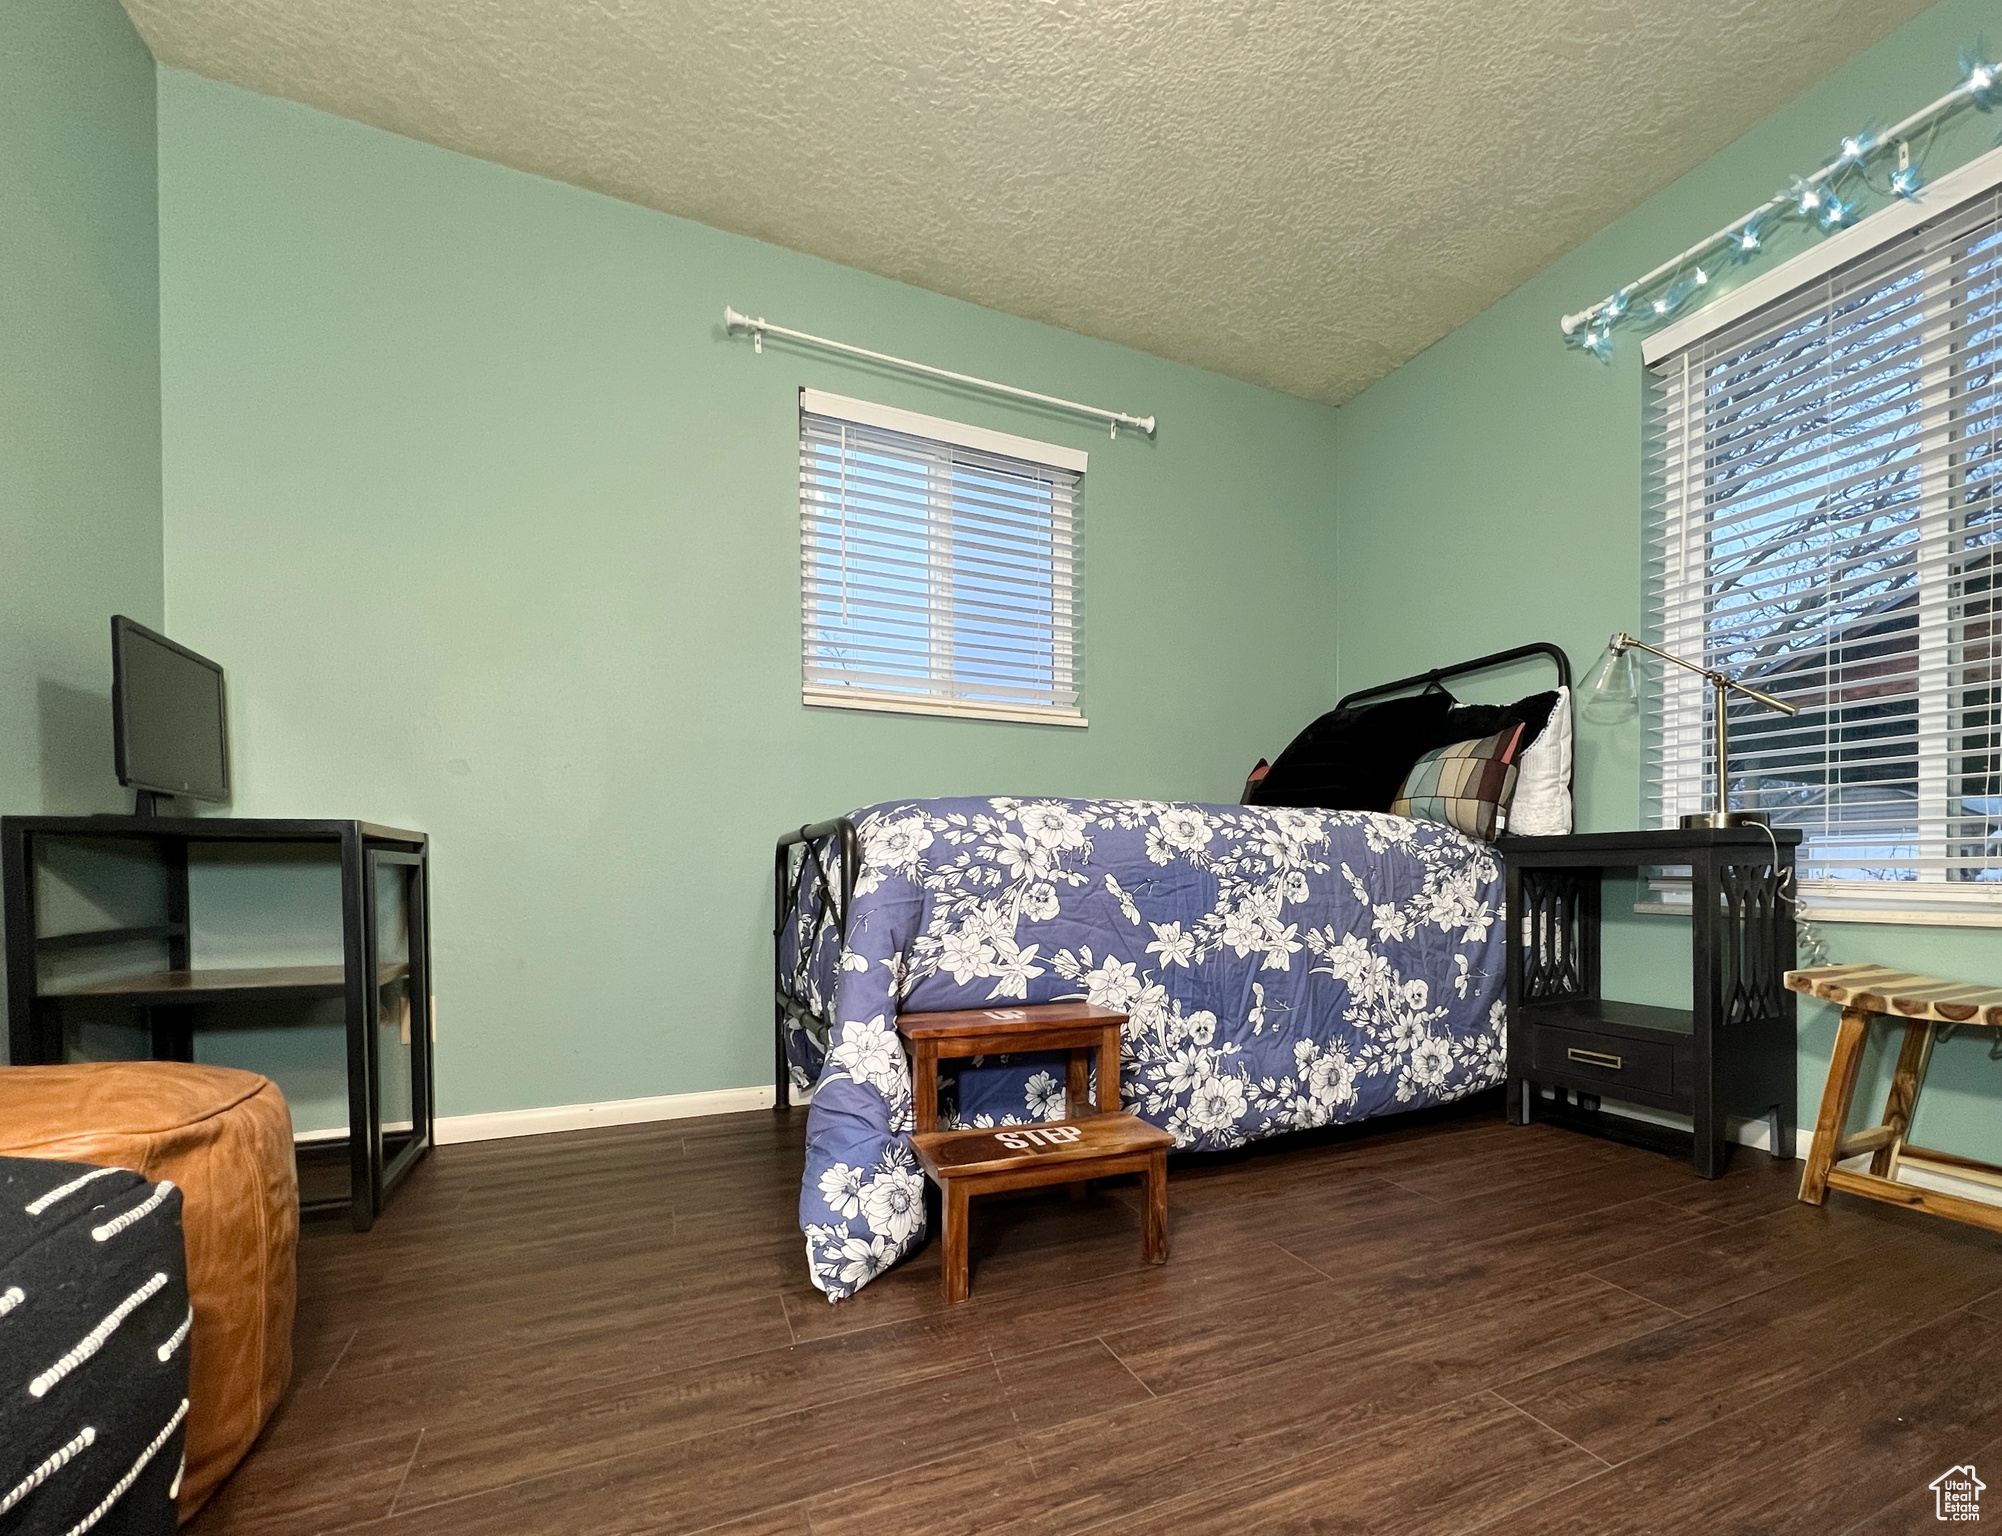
[1503,826,1800,1178]
[1,815,433,1230]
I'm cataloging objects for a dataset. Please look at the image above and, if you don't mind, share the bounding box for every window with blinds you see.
[1645,190,2002,911]
[798,389,1086,726]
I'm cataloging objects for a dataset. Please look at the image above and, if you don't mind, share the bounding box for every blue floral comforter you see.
[783,798,1507,1300]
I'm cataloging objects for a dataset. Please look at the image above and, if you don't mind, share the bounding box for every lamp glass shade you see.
[1581,643,1640,723]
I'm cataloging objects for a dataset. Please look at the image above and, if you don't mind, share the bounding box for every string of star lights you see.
[1560,45,2002,361]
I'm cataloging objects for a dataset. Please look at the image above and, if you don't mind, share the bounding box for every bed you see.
[776,643,1570,1301]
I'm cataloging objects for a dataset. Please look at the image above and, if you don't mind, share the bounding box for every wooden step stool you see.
[896,1002,1168,1301]
[896,1002,1128,1134]
[912,1115,1173,1302]
[1790,963,2002,1236]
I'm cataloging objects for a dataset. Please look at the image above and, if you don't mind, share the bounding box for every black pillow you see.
[1432,690,1560,758]
[1250,690,1458,811]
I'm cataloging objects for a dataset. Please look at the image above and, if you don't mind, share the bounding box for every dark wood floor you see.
[188,1096,2002,1536]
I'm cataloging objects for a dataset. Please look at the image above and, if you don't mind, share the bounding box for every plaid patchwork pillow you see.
[1389,724,1525,841]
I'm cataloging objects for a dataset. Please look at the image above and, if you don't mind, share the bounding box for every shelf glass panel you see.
[374,858,417,1178]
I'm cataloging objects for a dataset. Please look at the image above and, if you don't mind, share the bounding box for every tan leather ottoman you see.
[0,1063,296,1522]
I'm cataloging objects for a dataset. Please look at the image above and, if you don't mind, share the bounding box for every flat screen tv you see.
[111,616,230,806]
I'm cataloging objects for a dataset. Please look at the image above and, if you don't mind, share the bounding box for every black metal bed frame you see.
[773,818,860,1111]
[771,640,1573,1113]
[1334,640,1571,710]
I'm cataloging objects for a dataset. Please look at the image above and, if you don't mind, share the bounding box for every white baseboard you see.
[1831,1150,2002,1208]
[1566,1095,1789,1154]
[433,1085,779,1145]
[289,1083,810,1148]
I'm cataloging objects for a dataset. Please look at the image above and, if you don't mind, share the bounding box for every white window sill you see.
[803,688,1087,729]
[1633,900,2002,928]
[1795,902,2002,930]
[1632,877,2002,928]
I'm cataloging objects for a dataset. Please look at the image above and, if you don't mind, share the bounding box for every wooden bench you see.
[1790,963,2002,1236]
[911,1114,1172,1302]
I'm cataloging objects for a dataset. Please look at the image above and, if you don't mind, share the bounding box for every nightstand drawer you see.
[1531,1024,1676,1096]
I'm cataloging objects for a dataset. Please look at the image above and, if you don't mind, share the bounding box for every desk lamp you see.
[1580,632,1800,829]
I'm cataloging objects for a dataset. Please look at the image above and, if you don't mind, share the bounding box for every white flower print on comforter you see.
[784,798,1507,1300]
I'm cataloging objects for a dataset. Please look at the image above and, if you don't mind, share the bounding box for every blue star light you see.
[1891,163,1926,199]
[1961,49,1993,107]
[1786,176,1825,219]
[1817,194,1853,232]
[1651,270,1710,320]
[1726,216,1768,264]
[1965,49,2002,109]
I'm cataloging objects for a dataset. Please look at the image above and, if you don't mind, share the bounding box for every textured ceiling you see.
[122,0,1930,405]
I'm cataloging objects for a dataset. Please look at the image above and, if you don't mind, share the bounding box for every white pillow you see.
[1507,685,1572,836]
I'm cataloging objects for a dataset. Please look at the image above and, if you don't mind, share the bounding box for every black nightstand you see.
[1503,827,1800,1178]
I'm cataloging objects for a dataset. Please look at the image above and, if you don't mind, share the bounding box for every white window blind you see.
[799,390,1085,726]
[1645,189,2002,914]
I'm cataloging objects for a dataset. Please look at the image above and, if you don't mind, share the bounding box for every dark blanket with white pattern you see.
[782,798,1507,1300]
[0,1157,189,1536]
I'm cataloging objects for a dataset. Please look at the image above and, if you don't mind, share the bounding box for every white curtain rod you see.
[722,306,1155,438]
[1560,57,1999,339]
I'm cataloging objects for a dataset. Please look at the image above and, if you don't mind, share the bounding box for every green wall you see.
[0,0,163,820]
[155,70,1343,1124]
[1330,0,2002,1155]
[0,0,163,1067]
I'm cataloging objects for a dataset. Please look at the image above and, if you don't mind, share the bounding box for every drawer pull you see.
[1566,1047,1624,1071]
